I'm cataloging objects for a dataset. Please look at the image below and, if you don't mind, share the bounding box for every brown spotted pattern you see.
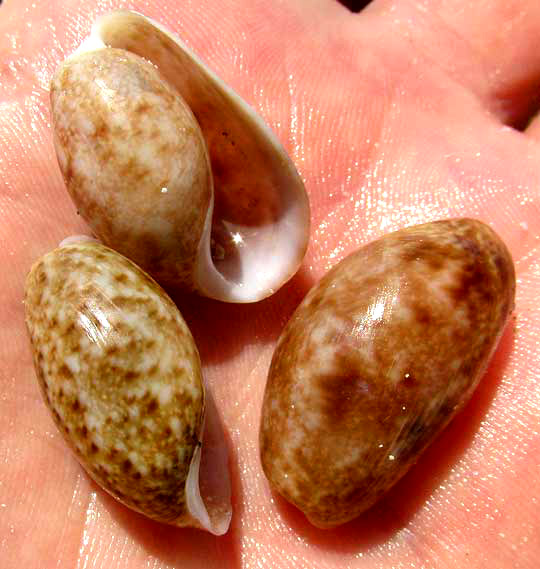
[51,49,213,290]
[259,219,516,528]
[24,242,205,526]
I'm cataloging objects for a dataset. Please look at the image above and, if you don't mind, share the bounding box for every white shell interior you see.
[185,391,232,535]
[77,10,310,302]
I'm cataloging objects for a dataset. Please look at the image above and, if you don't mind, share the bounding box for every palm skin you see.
[1,0,539,567]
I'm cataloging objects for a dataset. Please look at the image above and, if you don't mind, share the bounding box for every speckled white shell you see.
[25,241,231,534]
[51,10,310,302]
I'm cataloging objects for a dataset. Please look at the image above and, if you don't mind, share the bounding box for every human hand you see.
[1,0,538,567]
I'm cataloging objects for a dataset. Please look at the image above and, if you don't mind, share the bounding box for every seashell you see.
[50,10,310,302]
[24,240,231,535]
[259,218,515,528]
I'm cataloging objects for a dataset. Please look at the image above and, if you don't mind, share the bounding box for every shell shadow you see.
[271,321,516,554]
[96,398,244,568]
[168,264,316,365]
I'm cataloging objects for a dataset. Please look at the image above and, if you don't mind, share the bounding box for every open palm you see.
[1,0,539,567]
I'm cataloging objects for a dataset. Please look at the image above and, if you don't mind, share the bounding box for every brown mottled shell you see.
[25,242,211,529]
[259,218,516,528]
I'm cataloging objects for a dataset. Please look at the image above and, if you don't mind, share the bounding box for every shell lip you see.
[185,444,232,536]
[78,9,310,303]
[194,187,310,303]
[185,390,232,535]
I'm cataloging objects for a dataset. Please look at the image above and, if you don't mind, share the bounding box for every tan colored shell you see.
[25,241,230,534]
[51,48,212,290]
[259,218,515,528]
[50,10,310,302]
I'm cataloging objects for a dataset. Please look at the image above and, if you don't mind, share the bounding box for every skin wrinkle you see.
[1,1,540,568]
[56,474,87,568]
[372,0,540,127]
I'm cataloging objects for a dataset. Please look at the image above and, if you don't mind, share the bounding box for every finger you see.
[364,0,540,126]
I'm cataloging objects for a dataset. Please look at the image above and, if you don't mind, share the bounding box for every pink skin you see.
[1,0,539,567]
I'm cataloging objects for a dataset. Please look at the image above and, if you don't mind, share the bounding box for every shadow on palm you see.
[170,266,316,365]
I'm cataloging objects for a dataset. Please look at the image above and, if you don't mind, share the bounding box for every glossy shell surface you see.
[24,241,230,534]
[259,218,516,528]
[50,10,310,302]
